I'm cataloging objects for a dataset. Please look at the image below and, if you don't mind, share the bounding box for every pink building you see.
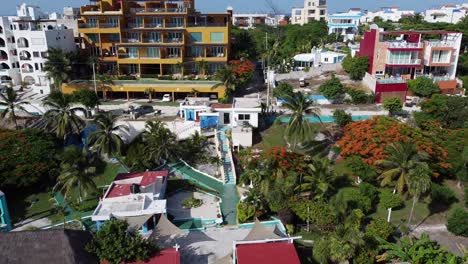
[357,27,463,103]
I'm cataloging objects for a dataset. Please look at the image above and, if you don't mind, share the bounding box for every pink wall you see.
[357,29,377,74]
[375,82,408,103]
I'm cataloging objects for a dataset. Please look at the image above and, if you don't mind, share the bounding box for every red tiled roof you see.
[106,184,132,198]
[101,249,180,264]
[211,103,233,109]
[236,242,300,264]
[114,171,169,186]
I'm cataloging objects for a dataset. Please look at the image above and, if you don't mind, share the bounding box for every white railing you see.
[388,42,423,49]
[427,41,455,48]
[214,129,226,183]
[387,59,421,65]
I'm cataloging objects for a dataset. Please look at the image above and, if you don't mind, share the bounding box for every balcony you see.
[143,38,162,43]
[376,78,407,84]
[165,23,184,28]
[386,59,421,65]
[207,53,225,58]
[130,7,187,13]
[128,23,144,29]
[426,41,455,48]
[187,22,227,27]
[118,53,139,59]
[79,23,98,28]
[122,38,141,43]
[145,23,163,28]
[130,8,146,13]
[21,68,33,73]
[164,38,183,43]
[99,23,119,28]
[388,42,423,49]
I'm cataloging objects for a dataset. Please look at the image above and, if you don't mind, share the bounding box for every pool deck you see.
[167,191,220,221]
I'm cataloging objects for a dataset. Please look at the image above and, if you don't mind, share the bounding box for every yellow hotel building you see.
[64,0,230,99]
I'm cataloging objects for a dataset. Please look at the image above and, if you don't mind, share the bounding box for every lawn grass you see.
[8,163,121,225]
[372,196,431,227]
[254,122,319,151]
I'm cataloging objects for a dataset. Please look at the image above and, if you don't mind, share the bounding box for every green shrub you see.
[383,97,403,113]
[158,75,173,80]
[465,187,468,208]
[273,82,294,98]
[379,190,404,209]
[319,74,345,99]
[345,156,378,184]
[237,201,255,223]
[446,207,468,237]
[359,182,378,203]
[431,183,458,207]
[365,218,395,241]
[117,76,136,80]
[291,201,337,228]
[408,76,440,97]
[333,109,353,127]
[347,88,374,104]
[140,74,159,79]
[181,197,203,208]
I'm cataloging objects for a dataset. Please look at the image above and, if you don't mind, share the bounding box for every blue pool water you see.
[279,115,373,123]
[308,95,327,100]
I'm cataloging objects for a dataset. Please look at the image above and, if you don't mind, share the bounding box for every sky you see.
[2,0,468,16]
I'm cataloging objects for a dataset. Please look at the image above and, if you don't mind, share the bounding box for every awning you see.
[242,219,281,241]
[151,214,184,239]
[115,214,153,231]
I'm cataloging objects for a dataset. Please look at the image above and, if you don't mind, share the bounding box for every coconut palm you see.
[196,60,208,76]
[88,112,128,158]
[0,87,29,129]
[54,146,97,203]
[240,168,268,188]
[244,188,267,218]
[140,120,179,165]
[175,62,185,77]
[43,48,73,90]
[181,131,210,165]
[43,92,85,140]
[295,157,336,201]
[301,127,343,157]
[407,164,431,226]
[97,74,114,100]
[213,66,237,98]
[376,141,428,194]
[282,93,321,150]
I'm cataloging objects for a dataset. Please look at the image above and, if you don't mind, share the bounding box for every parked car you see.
[135,105,154,118]
[162,94,172,102]
[299,78,306,87]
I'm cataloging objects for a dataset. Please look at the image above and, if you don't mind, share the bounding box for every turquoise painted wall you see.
[0,191,12,232]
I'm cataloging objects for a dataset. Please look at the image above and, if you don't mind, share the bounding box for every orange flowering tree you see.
[337,116,449,172]
[229,60,255,88]
[263,146,307,175]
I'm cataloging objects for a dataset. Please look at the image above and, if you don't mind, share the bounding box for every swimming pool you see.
[308,95,327,101]
[279,115,373,123]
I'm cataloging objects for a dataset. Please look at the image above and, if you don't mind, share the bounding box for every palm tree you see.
[54,146,97,203]
[196,60,208,76]
[140,120,179,165]
[88,112,128,158]
[213,66,237,98]
[43,48,73,90]
[376,142,427,194]
[175,62,184,78]
[295,157,336,201]
[301,127,343,158]
[407,164,431,226]
[144,88,154,102]
[240,168,268,188]
[97,74,114,100]
[43,92,85,140]
[181,131,210,165]
[244,188,267,218]
[282,93,321,150]
[0,87,29,129]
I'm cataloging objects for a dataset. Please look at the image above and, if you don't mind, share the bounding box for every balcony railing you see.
[388,42,423,49]
[165,38,183,43]
[387,59,421,65]
[377,78,407,84]
[426,41,455,48]
[17,43,29,48]
[140,55,161,59]
[118,53,139,59]
[130,7,187,13]
[165,23,184,28]
[78,23,98,28]
[122,38,141,43]
[99,23,119,28]
[143,38,161,43]
[145,23,163,28]
[187,22,227,27]
[167,54,181,58]
[130,8,146,13]
[207,53,225,58]
[128,23,144,28]
[19,56,31,61]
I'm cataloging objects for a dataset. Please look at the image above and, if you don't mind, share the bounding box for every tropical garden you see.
[234,88,467,263]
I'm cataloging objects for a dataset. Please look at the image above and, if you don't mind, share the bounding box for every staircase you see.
[217,127,236,185]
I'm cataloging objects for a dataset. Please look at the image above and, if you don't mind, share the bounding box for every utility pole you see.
[265,32,270,109]
[92,63,98,95]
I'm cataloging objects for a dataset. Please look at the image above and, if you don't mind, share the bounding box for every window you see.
[146,47,160,58]
[295,10,301,16]
[324,57,328,62]
[209,46,225,57]
[238,114,250,121]
[107,17,119,27]
[320,10,326,16]
[150,17,163,27]
[189,32,202,43]
[188,46,203,57]
[168,32,182,42]
[33,52,39,58]
[167,47,180,58]
[170,17,184,27]
[34,63,38,70]
[88,18,98,27]
[127,47,139,58]
[431,50,451,63]
[128,32,140,42]
[128,64,138,74]
[108,34,120,42]
[375,71,384,75]
[91,47,101,56]
[210,32,224,43]
[87,33,99,43]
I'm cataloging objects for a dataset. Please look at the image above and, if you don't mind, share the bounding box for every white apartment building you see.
[365,7,415,23]
[424,4,468,24]
[0,3,75,94]
[231,13,284,29]
[328,8,364,41]
[291,0,328,25]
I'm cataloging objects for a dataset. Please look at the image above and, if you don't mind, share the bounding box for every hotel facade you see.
[78,0,230,77]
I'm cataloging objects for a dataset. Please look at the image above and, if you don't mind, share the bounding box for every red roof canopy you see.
[106,184,132,198]
[236,242,300,264]
[101,249,180,264]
